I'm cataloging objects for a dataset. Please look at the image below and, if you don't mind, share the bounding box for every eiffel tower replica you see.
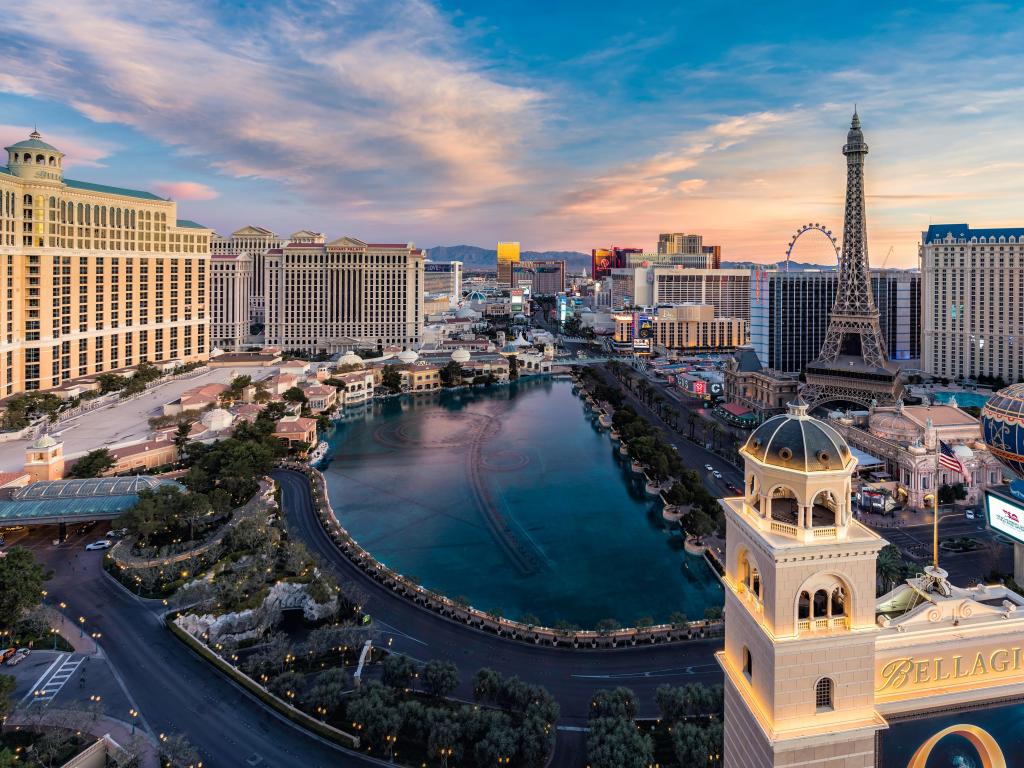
[802,110,903,408]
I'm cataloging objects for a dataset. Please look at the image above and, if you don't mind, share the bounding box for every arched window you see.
[742,646,752,679]
[813,589,829,618]
[35,154,44,164]
[12,153,18,163]
[85,205,91,225]
[77,203,84,223]
[101,207,106,226]
[815,677,834,711]
[24,194,33,206]
[798,591,811,619]
[830,587,846,617]
[48,156,56,166]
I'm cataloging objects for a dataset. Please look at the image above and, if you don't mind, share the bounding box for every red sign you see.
[693,381,706,394]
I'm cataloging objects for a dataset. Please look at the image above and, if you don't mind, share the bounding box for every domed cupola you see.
[740,397,858,542]
[5,130,64,181]
[744,398,852,473]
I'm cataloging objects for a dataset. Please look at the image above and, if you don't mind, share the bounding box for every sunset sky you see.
[3,1,1024,266]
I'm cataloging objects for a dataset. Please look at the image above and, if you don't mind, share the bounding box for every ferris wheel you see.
[784,223,840,272]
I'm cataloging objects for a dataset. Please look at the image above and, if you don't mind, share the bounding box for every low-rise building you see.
[723,346,799,422]
[332,370,377,404]
[105,435,179,474]
[272,415,317,446]
[302,384,337,413]
[162,383,229,415]
[828,400,1004,512]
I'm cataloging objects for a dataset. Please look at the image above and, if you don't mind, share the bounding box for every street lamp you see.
[129,708,138,734]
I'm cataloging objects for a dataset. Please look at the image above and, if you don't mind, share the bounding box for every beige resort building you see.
[722,399,1024,767]
[0,130,210,397]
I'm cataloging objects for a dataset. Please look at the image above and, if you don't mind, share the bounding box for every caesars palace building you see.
[722,399,1024,767]
[0,131,209,397]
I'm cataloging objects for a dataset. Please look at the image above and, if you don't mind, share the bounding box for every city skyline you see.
[4,2,1024,266]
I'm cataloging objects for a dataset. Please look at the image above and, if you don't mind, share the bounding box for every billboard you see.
[510,289,524,313]
[424,263,455,273]
[986,488,1024,544]
[557,293,568,323]
[879,698,1024,766]
[634,312,654,340]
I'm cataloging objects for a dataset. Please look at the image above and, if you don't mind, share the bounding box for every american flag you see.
[939,440,967,477]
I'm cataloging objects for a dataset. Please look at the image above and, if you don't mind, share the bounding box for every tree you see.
[346,683,403,750]
[173,423,192,461]
[440,360,463,388]
[508,355,520,380]
[595,618,621,635]
[422,659,459,699]
[381,365,403,393]
[673,720,723,767]
[0,674,15,719]
[426,708,463,767]
[473,668,504,703]
[69,448,115,478]
[590,687,637,720]
[269,670,305,701]
[306,668,348,716]
[158,734,201,768]
[0,546,47,630]
[876,544,909,595]
[381,653,417,689]
[283,386,307,405]
[586,716,654,768]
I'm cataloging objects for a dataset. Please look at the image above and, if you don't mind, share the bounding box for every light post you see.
[129,708,138,734]
[78,616,85,638]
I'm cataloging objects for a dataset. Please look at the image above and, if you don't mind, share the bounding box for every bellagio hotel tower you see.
[0,131,210,397]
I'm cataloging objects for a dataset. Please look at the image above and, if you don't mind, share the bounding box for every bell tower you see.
[719,399,886,767]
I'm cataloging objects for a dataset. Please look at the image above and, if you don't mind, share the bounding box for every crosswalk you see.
[23,653,83,706]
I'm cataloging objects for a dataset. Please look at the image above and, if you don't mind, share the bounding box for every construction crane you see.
[879,246,895,269]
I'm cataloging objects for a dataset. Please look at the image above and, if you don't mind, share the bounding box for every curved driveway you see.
[274,468,723,725]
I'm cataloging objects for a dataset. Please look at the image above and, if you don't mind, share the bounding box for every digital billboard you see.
[986,488,1024,544]
[510,289,524,313]
[424,263,455,273]
[880,698,1024,766]
[634,312,654,340]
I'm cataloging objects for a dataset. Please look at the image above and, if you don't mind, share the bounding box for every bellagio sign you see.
[875,644,1024,701]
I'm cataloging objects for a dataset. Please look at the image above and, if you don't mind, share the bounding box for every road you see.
[10,471,724,768]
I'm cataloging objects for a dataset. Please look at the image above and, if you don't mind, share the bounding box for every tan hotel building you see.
[264,236,424,353]
[0,131,209,397]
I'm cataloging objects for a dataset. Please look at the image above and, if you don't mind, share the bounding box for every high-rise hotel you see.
[264,235,424,353]
[0,131,209,397]
[921,223,1024,383]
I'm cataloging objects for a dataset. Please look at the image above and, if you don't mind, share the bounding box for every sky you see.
[3,1,1024,266]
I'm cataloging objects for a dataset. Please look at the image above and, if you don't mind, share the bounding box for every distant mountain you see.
[721,260,837,271]
[427,245,591,272]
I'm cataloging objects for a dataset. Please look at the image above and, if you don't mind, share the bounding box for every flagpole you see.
[933,441,940,569]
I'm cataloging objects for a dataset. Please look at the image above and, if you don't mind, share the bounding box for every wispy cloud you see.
[151,181,218,201]
[0,0,543,214]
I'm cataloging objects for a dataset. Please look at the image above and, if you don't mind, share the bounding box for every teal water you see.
[932,390,990,408]
[321,378,723,628]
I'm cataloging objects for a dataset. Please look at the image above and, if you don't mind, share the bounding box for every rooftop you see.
[0,476,185,524]
[924,223,1024,245]
[63,177,166,201]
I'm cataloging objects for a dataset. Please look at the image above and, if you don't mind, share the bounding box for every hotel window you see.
[742,646,752,680]
[815,677,834,712]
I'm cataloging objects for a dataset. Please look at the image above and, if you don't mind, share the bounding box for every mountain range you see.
[425,245,837,273]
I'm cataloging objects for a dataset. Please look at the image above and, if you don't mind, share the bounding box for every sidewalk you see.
[42,606,99,655]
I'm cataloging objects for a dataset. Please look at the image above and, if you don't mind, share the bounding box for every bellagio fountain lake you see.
[321,376,723,628]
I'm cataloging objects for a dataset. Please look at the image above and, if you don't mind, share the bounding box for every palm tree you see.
[876,544,906,595]
[686,411,698,440]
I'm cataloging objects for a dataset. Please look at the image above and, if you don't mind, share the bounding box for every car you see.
[107,528,128,539]
[85,540,112,551]
[0,648,15,663]
[965,510,976,520]
[713,470,723,479]
[705,464,714,472]
[5,649,29,666]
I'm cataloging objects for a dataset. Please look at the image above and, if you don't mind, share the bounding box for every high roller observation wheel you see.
[785,223,840,272]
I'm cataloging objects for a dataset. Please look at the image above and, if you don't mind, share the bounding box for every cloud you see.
[677,178,707,194]
[151,181,218,201]
[0,0,543,215]
[0,124,113,168]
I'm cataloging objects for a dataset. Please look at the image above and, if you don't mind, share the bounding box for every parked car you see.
[6,649,29,666]
[85,540,112,551]
[107,528,128,539]
[0,648,15,663]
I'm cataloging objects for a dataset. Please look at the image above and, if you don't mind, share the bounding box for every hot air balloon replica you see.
[981,384,1024,582]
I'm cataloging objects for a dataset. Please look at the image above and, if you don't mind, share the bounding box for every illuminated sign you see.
[986,489,1024,544]
[634,312,654,339]
[878,648,1024,693]
[510,289,524,312]
[424,263,456,273]
[693,381,706,395]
